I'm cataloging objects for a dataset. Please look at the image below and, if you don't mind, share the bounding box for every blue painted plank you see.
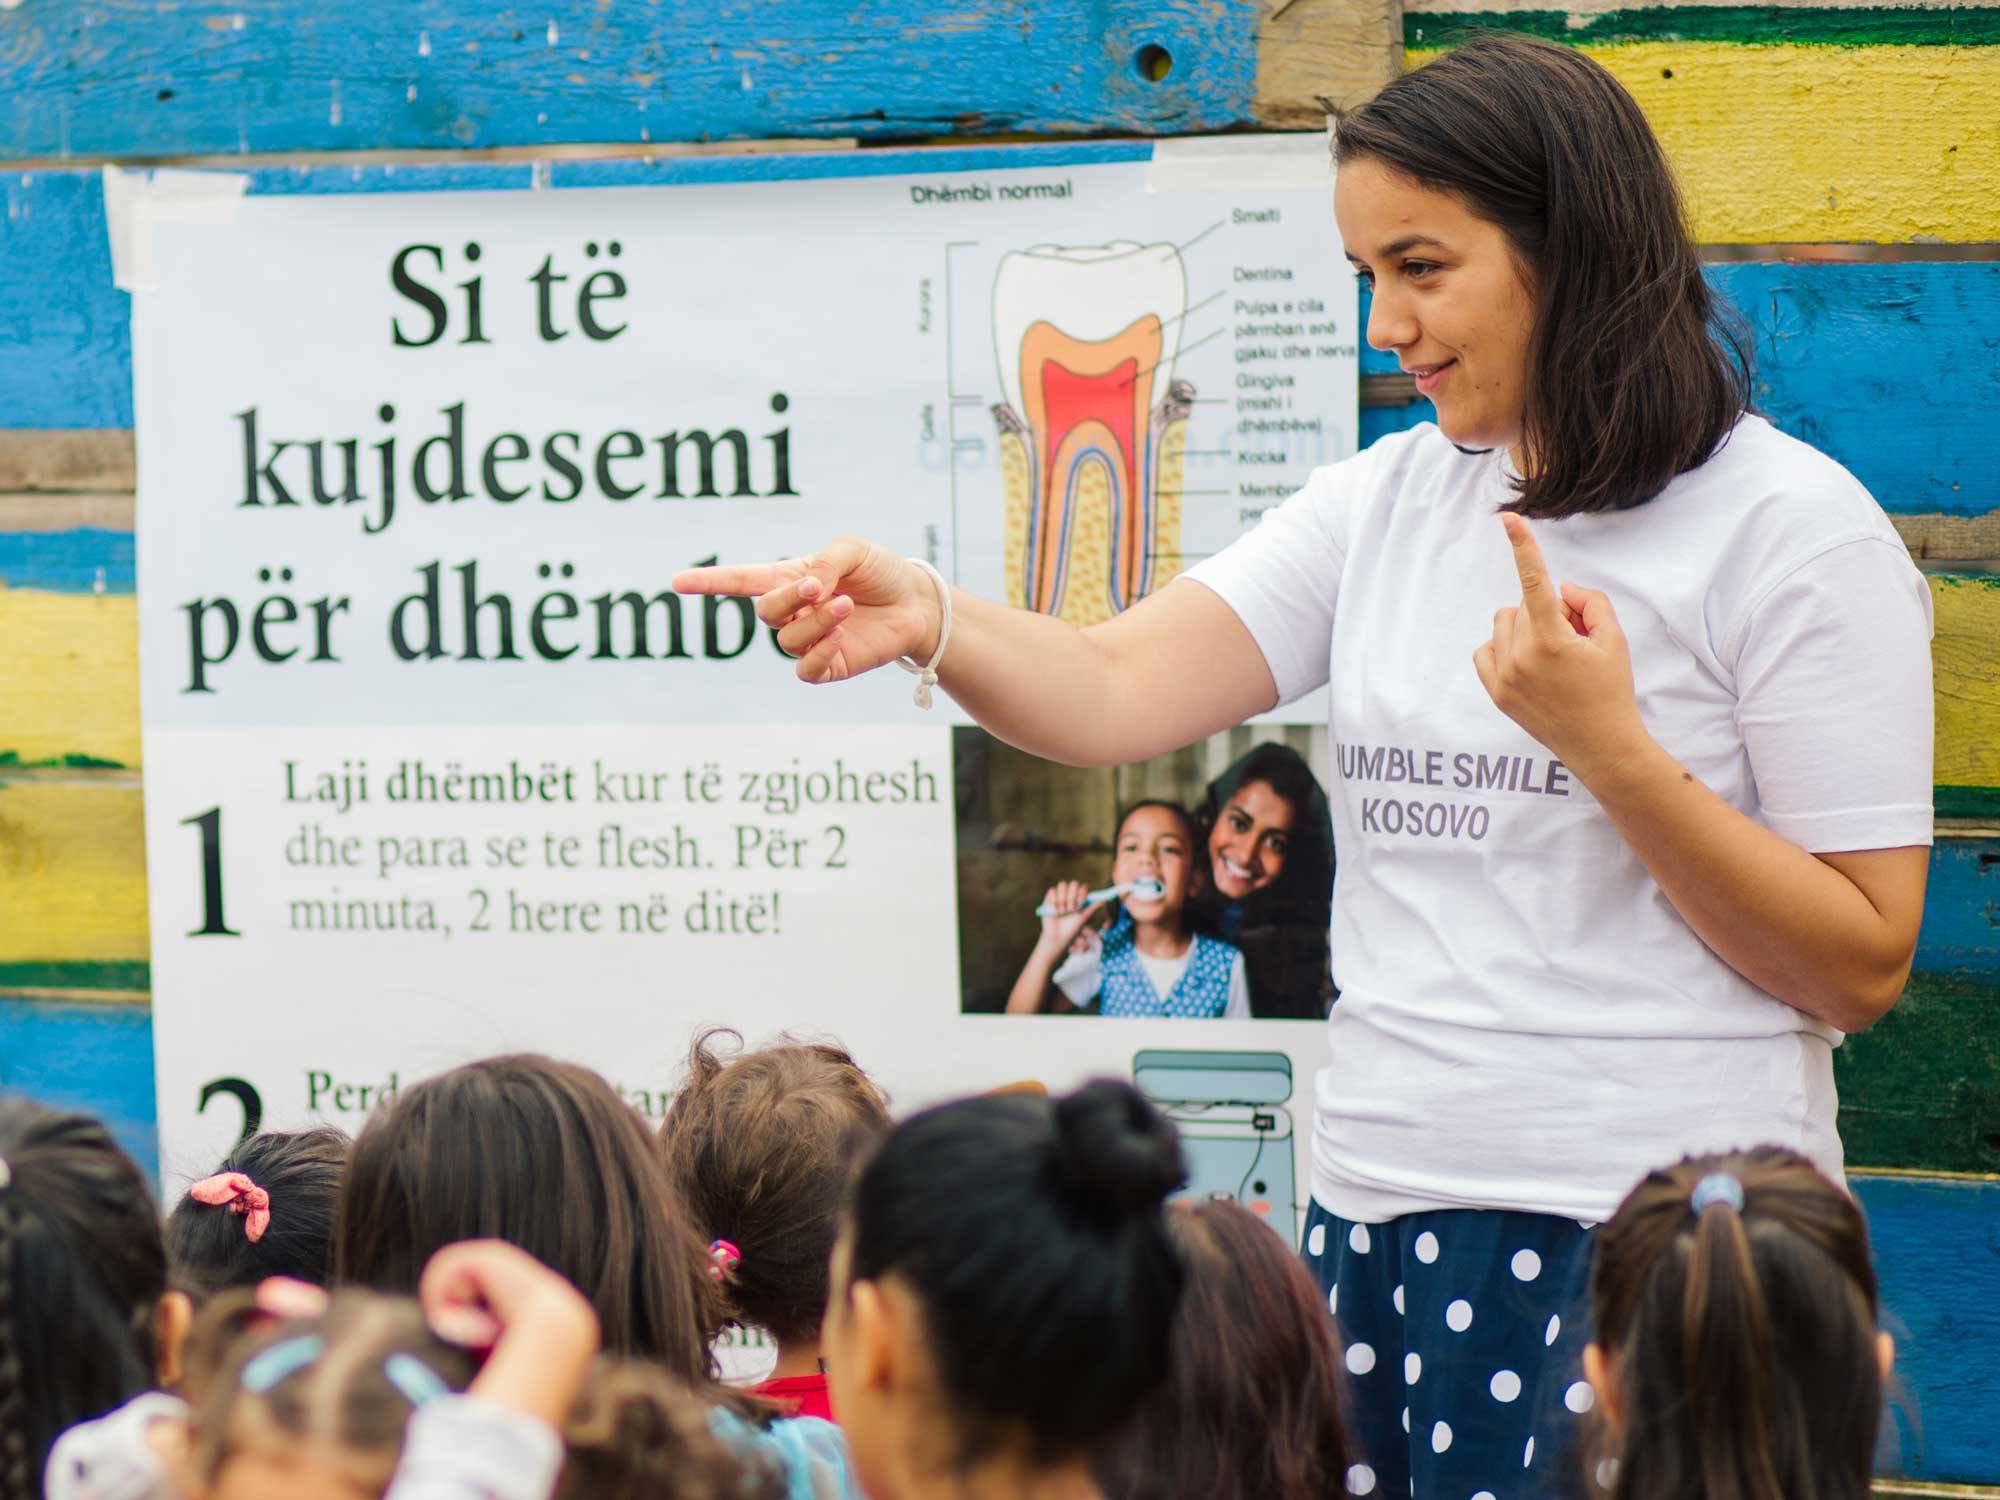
[1918,842,2000,978]
[0,998,157,1185]
[1856,1174,2000,1483]
[0,527,134,593]
[0,171,127,427]
[0,1,1259,159]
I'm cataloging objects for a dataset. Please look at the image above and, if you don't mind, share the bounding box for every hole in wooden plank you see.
[157,88,176,102]
[1660,68,1673,79]
[1136,44,1174,83]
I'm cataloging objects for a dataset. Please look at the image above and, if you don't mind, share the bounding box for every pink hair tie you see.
[707,1239,742,1283]
[190,1171,273,1244]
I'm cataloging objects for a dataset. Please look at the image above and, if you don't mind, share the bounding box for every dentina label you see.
[990,241,1192,626]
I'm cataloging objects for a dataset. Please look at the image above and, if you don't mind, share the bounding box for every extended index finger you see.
[1501,513,1564,630]
[670,560,795,597]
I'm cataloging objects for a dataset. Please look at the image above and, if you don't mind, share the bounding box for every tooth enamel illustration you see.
[991,241,1194,626]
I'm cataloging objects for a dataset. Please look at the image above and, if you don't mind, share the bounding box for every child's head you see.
[1111,800,1202,927]
[180,1289,474,1500]
[824,1079,1185,1494]
[659,1029,890,1349]
[0,1095,167,1498]
[1585,1146,1890,1500]
[333,1055,717,1380]
[1096,1201,1357,1500]
[558,1360,784,1500]
[167,1129,351,1302]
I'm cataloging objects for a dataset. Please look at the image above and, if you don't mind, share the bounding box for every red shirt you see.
[754,1373,835,1423]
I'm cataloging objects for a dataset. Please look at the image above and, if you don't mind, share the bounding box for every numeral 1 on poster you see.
[182,806,241,937]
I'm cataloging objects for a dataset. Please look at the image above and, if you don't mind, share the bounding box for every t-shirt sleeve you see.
[383,1396,565,1500]
[1223,951,1251,1021]
[1729,535,1935,852]
[1051,941,1101,1009]
[1183,446,1374,706]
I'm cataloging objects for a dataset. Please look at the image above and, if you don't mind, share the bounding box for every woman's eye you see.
[1404,260,1440,280]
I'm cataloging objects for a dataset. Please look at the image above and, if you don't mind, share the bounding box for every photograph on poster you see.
[955,724,1335,1022]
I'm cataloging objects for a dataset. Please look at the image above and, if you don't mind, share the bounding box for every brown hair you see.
[1333,32,1752,518]
[167,1127,351,1302]
[558,1360,785,1500]
[1095,1202,1355,1500]
[1586,1147,1881,1500]
[660,1029,890,1345]
[333,1055,719,1381]
[181,1289,475,1496]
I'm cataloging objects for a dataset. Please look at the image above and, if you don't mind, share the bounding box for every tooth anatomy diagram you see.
[992,241,1193,626]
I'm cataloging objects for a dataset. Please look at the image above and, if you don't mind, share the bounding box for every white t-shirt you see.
[1187,416,1934,1223]
[1053,932,1252,1019]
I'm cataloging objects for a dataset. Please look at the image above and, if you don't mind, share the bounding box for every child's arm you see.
[1006,882,1098,1014]
[419,1240,599,1426]
[383,1242,601,1500]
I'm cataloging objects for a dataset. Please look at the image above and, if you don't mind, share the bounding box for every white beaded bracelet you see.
[896,558,952,710]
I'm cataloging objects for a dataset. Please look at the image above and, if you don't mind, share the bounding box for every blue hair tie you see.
[383,1353,452,1408]
[1689,1173,1745,1215]
[241,1335,326,1393]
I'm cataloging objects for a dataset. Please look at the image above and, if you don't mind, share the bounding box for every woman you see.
[679,33,1932,1496]
[1195,743,1336,1020]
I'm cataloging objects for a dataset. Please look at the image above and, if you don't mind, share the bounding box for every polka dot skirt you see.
[1304,1202,1597,1500]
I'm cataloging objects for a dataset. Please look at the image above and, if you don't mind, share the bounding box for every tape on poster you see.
[103,167,251,293]
[1146,134,1332,195]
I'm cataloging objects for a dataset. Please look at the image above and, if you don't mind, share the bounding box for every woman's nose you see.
[1365,287,1415,353]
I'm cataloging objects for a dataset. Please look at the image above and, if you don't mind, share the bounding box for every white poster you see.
[123,140,1358,1243]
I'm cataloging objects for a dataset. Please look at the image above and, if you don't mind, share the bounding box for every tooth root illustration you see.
[992,242,1193,625]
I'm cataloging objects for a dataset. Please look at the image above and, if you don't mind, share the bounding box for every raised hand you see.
[673,536,942,685]
[1473,513,1648,780]
[1036,880,1100,953]
[418,1240,599,1425]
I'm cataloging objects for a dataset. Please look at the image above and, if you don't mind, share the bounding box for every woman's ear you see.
[156,1289,195,1389]
[1582,1341,1622,1433]
[1876,1330,1896,1383]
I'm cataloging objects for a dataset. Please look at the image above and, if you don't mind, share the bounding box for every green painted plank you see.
[1838,971,2000,1173]
[0,960,150,993]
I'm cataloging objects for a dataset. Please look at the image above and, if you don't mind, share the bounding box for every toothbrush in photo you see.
[1034,878,1165,916]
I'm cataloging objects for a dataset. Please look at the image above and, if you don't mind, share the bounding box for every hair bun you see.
[1052,1080,1186,1219]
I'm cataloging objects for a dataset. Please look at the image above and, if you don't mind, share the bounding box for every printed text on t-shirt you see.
[1336,742,1571,843]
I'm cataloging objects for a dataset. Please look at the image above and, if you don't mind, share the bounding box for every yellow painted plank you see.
[0,780,149,963]
[1933,575,2000,797]
[1405,41,2000,242]
[0,590,140,767]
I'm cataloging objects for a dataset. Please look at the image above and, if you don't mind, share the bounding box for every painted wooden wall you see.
[1,0,1996,1486]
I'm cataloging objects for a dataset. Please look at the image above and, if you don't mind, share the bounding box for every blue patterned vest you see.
[1098,913,1237,1019]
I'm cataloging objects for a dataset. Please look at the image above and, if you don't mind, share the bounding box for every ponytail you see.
[1590,1149,1880,1500]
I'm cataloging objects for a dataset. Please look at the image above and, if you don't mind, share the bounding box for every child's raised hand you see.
[1037,881,1098,952]
[418,1240,599,1427]
[673,536,943,686]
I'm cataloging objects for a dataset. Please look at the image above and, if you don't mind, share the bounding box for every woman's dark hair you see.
[660,1029,890,1346]
[333,1055,718,1382]
[1333,32,1752,517]
[844,1079,1186,1465]
[166,1127,351,1301]
[1586,1146,1882,1500]
[181,1288,476,1495]
[1193,743,1335,1019]
[0,1096,165,1500]
[1097,1201,1356,1500]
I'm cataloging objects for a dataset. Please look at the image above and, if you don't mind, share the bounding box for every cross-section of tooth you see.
[991,241,1193,625]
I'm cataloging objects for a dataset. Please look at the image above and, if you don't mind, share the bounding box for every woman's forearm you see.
[932,583,1277,769]
[1580,737,1924,1032]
